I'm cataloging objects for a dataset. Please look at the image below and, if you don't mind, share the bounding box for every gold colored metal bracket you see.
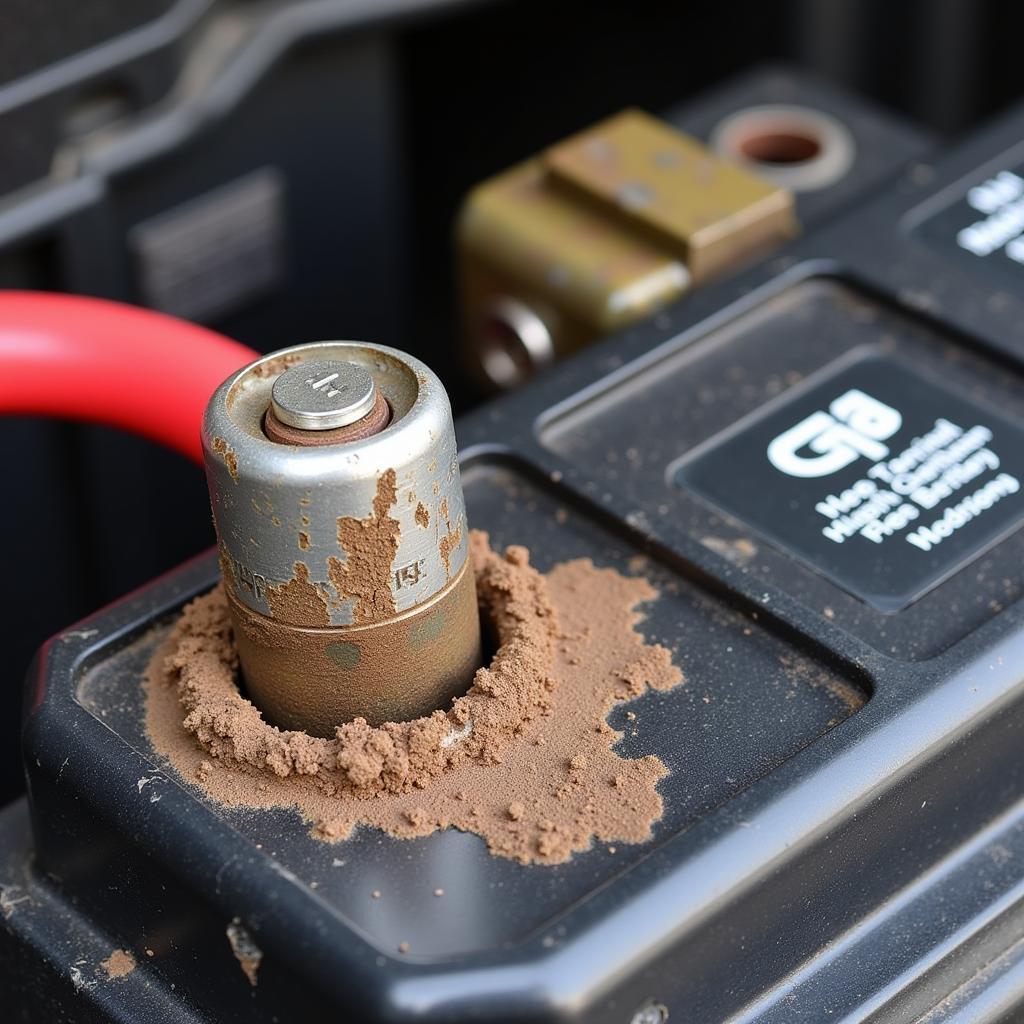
[458,109,799,387]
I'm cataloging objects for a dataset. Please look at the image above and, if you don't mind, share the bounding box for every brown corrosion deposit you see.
[265,563,331,628]
[100,950,136,980]
[327,470,400,625]
[145,532,683,864]
[210,437,239,482]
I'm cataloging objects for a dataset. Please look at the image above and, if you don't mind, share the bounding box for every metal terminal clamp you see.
[458,107,798,389]
[202,341,481,735]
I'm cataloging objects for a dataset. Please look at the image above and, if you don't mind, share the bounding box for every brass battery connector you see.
[458,108,798,388]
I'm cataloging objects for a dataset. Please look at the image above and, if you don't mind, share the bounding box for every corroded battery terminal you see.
[202,342,481,736]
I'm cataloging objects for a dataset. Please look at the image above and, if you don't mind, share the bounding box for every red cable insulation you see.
[0,291,258,464]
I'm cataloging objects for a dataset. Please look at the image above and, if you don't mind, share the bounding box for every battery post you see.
[263,359,392,446]
[203,342,482,736]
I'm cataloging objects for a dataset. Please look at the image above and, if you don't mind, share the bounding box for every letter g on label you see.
[766,390,902,479]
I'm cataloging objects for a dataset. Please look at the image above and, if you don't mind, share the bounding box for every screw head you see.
[271,360,376,431]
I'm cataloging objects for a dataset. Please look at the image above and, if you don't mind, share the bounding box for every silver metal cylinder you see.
[202,341,481,736]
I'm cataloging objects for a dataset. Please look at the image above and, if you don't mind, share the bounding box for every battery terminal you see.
[458,108,798,387]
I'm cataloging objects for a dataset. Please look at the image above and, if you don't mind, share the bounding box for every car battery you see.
[0,60,935,769]
[8,95,1024,1024]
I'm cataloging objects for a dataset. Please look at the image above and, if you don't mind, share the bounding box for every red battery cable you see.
[0,292,257,463]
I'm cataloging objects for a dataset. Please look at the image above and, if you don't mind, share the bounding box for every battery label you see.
[676,352,1024,611]
[918,163,1024,285]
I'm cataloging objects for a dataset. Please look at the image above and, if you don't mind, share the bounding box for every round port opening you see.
[739,130,821,165]
[711,105,855,192]
[476,298,554,390]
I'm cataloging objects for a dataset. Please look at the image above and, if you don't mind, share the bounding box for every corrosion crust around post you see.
[146,531,685,865]
[230,559,481,733]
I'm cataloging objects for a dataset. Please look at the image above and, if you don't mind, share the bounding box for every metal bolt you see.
[476,297,554,390]
[271,359,377,431]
